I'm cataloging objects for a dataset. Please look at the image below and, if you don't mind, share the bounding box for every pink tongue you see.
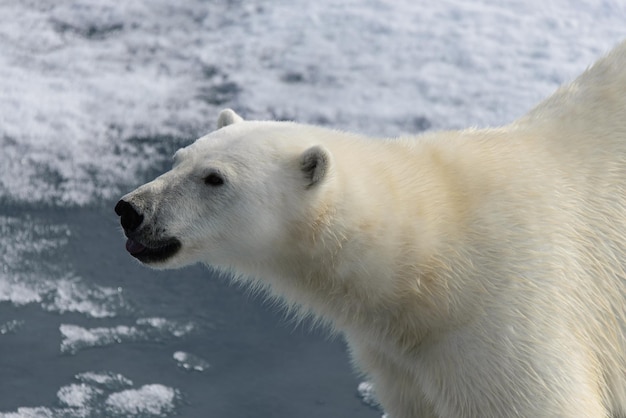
[125,238,147,255]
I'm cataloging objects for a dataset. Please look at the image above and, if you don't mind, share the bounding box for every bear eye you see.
[204,172,225,187]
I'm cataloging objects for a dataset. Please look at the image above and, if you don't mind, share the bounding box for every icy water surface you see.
[0,205,377,417]
[1,0,625,416]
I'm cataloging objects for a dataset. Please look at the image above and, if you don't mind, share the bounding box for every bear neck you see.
[259,132,503,348]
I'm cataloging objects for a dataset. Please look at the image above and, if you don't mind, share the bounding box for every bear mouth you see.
[124,237,181,264]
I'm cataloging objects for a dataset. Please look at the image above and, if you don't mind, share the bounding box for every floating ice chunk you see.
[0,217,129,319]
[0,406,87,418]
[0,319,24,335]
[136,317,195,338]
[60,318,194,354]
[0,217,70,265]
[357,381,380,408]
[173,351,211,372]
[75,371,133,391]
[358,381,388,416]
[0,279,43,305]
[1,406,56,417]
[104,384,179,417]
[57,383,101,408]
[59,324,137,354]
[0,371,180,417]
[41,276,130,318]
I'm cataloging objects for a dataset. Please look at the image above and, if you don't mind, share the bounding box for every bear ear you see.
[217,109,244,129]
[300,145,331,188]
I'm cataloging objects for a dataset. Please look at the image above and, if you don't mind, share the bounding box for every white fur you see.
[120,41,626,417]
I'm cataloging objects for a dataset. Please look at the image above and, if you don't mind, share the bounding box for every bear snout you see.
[115,199,144,232]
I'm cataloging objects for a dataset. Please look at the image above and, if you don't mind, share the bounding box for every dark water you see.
[0,203,379,417]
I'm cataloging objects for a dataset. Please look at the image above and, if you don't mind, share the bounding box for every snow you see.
[0,0,624,206]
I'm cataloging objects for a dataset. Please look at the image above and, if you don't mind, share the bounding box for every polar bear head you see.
[115,109,334,273]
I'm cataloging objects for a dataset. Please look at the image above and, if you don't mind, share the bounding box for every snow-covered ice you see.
[1,0,624,206]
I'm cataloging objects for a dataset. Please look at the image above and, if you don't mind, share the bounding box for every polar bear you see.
[115,41,626,418]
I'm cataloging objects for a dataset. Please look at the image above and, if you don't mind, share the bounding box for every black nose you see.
[115,200,144,232]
